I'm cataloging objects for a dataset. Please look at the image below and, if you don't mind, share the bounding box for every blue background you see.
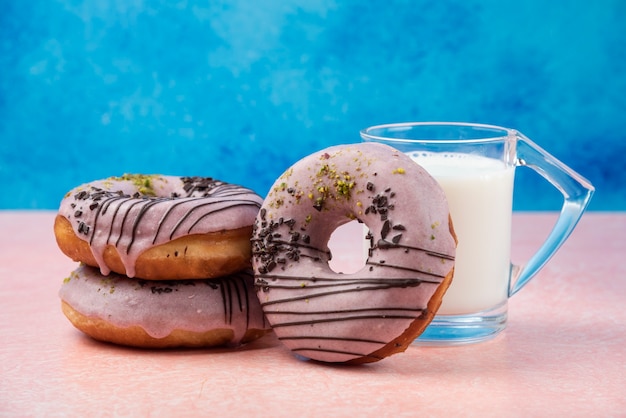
[1,0,624,210]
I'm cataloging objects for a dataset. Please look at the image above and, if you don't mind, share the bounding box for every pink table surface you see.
[1,211,624,417]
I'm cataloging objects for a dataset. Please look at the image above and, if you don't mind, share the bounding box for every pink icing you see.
[58,175,263,277]
[59,264,269,342]
[251,143,456,363]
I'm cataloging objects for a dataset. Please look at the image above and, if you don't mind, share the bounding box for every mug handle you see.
[508,132,594,296]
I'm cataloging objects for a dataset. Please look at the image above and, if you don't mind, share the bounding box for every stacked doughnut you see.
[54,174,271,348]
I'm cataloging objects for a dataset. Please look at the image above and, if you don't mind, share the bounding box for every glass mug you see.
[360,122,594,345]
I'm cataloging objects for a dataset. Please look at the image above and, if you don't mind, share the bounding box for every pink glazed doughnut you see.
[59,264,271,348]
[54,175,263,280]
[251,143,457,364]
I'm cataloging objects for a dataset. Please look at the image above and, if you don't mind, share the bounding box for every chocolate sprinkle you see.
[77,221,90,235]
[381,220,390,239]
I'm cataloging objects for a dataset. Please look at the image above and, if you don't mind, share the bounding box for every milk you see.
[408,152,515,315]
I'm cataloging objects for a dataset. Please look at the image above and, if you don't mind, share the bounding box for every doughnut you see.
[251,143,457,364]
[54,175,263,280]
[59,264,271,348]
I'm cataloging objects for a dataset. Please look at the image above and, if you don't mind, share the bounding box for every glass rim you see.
[360,122,517,144]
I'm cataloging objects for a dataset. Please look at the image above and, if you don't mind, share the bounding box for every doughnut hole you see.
[327,220,369,274]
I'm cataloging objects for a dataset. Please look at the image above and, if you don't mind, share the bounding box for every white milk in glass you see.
[408,152,515,315]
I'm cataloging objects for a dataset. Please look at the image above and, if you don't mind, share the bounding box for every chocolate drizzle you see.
[253,271,434,360]
[256,276,434,306]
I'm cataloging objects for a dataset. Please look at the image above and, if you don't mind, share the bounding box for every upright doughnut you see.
[251,143,456,363]
[59,264,271,348]
[55,175,263,280]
